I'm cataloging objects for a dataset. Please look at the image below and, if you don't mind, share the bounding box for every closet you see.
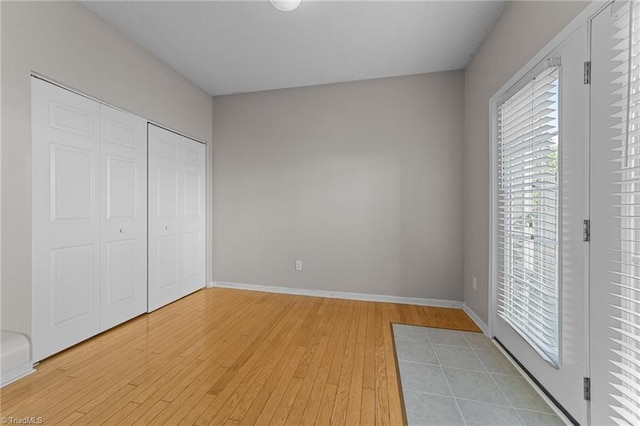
[31,78,205,362]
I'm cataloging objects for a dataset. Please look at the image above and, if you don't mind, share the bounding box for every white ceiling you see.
[83,1,505,96]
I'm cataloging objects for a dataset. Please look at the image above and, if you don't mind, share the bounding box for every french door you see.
[493,2,640,423]
[492,23,590,425]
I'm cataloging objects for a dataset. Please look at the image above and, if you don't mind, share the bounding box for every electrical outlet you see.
[472,276,477,290]
[295,260,303,271]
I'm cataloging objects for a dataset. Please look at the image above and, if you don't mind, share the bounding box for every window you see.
[496,63,561,366]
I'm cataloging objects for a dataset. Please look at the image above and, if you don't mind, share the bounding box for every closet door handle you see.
[165,226,169,230]
[119,228,125,233]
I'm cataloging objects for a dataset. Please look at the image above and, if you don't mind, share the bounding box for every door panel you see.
[51,145,94,222]
[184,171,200,217]
[492,25,589,424]
[50,244,95,324]
[49,101,95,137]
[148,124,205,311]
[157,235,179,289]
[106,156,137,219]
[105,239,137,304]
[184,143,201,165]
[32,78,101,362]
[99,105,147,330]
[104,118,137,149]
[183,232,199,280]
[158,167,178,218]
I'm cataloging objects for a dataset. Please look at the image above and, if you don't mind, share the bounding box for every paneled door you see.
[100,105,147,330]
[32,78,102,361]
[148,124,205,311]
[32,78,149,361]
[181,135,206,296]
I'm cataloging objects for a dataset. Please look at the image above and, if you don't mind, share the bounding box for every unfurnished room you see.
[0,1,639,425]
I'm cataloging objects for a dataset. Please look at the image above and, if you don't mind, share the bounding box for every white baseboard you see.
[209,281,463,309]
[1,363,35,388]
[462,303,489,336]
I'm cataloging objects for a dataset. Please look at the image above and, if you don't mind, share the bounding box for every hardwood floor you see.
[1,288,480,425]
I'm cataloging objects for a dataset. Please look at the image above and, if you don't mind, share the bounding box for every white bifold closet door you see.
[32,78,147,362]
[148,124,205,312]
[99,106,148,330]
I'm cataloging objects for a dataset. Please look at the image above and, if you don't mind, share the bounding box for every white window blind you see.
[496,64,561,366]
[607,1,640,424]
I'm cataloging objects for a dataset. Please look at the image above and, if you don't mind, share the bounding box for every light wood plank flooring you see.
[1,288,480,425]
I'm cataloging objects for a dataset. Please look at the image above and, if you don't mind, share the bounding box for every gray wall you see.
[1,1,214,335]
[212,71,465,301]
[463,1,588,324]
[1,0,592,336]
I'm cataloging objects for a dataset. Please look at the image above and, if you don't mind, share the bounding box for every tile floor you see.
[392,324,565,426]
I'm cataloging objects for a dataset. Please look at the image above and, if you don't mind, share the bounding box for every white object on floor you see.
[1,331,35,387]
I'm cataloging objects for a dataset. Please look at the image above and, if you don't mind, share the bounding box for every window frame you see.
[493,58,564,367]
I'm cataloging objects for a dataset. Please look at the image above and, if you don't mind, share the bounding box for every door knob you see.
[119,228,125,233]
[165,226,169,230]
